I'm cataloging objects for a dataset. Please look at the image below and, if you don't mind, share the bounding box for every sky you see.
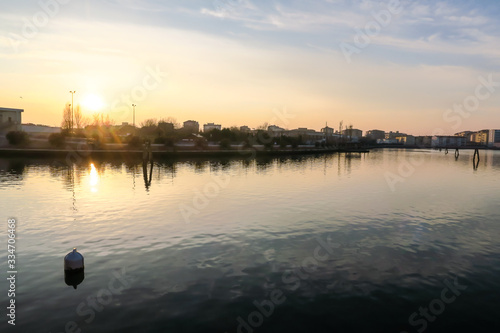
[1,0,499,135]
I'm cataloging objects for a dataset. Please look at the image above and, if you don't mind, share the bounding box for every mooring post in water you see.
[473,148,480,162]
[445,148,448,154]
[143,140,153,162]
[455,149,459,158]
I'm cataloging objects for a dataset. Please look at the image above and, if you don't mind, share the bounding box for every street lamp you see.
[132,104,136,129]
[69,90,76,132]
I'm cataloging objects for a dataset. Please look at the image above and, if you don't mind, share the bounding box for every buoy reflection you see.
[65,269,85,289]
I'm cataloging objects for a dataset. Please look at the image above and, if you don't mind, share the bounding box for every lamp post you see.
[69,90,76,132]
[132,104,136,129]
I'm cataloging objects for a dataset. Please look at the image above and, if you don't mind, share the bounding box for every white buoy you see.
[64,248,85,289]
[64,248,84,272]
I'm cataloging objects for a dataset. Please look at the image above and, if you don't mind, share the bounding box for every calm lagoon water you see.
[1,149,500,332]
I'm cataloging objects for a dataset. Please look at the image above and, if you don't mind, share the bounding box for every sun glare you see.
[82,94,105,112]
[89,163,100,192]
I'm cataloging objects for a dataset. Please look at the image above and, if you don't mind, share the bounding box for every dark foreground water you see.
[1,149,499,332]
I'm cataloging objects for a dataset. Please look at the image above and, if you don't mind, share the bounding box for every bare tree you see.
[163,116,180,129]
[74,105,83,129]
[257,122,269,130]
[92,113,101,127]
[103,114,114,127]
[140,118,158,128]
[61,103,72,130]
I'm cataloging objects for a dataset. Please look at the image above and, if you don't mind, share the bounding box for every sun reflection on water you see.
[89,163,100,192]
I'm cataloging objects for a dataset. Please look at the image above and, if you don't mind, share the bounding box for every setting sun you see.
[82,94,105,112]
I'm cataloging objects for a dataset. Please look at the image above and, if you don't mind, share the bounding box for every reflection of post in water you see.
[142,140,154,189]
[337,153,341,176]
[143,160,154,189]
[143,140,153,163]
[473,148,480,170]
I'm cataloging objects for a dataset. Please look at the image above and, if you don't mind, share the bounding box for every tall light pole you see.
[132,104,136,129]
[69,90,76,132]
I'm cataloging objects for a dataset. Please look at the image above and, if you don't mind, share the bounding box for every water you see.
[1,149,499,332]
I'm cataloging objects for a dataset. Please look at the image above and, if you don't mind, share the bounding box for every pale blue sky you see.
[1,0,499,134]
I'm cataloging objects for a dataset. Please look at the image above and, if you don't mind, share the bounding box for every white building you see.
[488,129,500,148]
[268,125,285,137]
[431,136,466,147]
[240,125,251,133]
[22,124,60,134]
[203,123,222,132]
[0,107,23,132]
[396,135,416,145]
[183,120,199,133]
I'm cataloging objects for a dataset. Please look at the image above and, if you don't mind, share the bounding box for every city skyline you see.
[1,0,500,135]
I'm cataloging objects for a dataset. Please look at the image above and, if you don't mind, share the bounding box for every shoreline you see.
[1,145,497,160]
[0,147,370,159]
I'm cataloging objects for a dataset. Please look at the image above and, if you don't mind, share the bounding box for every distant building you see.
[415,136,432,147]
[377,138,399,144]
[431,136,466,147]
[267,125,285,136]
[488,129,500,148]
[158,121,175,133]
[267,125,285,138]
[455,131,472,137]
[342,128,362,140]
[396,135,415,145]
[321,125,336,145]
[366,129,385,140]
[469,130,489,145]
[288,128,323,144]
[385,131,406,139]
[21,124,60,134]
[0,107,23,132]
[321,125,335,135]
[183,120,199,133]
[203,123,221,133]
[240,125,251,133]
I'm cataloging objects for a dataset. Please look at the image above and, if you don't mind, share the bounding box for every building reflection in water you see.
[2,150,500,194]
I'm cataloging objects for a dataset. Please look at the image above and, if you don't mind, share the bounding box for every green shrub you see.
[194,138,207,149]
[154,137,166,144]
[128,135,143,148]
[242,139,253,149]
[164,137,175,147]
[219,139,231,149]
[6,131,29,146]
[48,133,65,147]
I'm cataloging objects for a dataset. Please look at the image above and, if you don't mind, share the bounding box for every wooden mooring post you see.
[473,148,480,170]
[143,140,153,162]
